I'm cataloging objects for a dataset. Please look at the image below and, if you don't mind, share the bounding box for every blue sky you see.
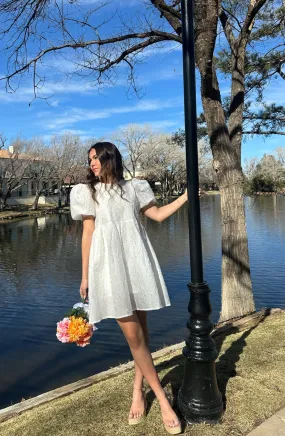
[0,0,284,163]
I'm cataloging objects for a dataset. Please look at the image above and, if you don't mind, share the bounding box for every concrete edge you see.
[246,407,285,435]
[0,308,283,424]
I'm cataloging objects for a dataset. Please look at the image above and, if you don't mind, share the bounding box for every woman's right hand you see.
[184,188,202,199]
[80,278,89,302]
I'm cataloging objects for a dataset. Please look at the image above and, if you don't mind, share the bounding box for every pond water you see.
[0,195,285,409]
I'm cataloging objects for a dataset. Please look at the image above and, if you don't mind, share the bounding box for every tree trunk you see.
[195,0,255,321]
[201,72,255,321]
[3,192,10,209]
[32,191,40,210]
[65,183,71,206]
[219,171,255,321]
[0,197,5,212]
[219,20,255,321]
[58,182,63,208]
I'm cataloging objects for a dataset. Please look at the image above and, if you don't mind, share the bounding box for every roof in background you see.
[0,149,28,159]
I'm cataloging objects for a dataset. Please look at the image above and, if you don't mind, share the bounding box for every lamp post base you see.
[178,360,223,424]
[177,281,223,424]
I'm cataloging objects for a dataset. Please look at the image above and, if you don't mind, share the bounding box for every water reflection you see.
[0,195,285,409]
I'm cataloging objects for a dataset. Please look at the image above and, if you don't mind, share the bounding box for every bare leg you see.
[133,310,149,388]
[117,312,180,429]
[128,311,149,419]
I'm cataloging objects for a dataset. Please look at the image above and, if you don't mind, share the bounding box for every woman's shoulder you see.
[70,183,96,220]
[71,183,89,193]
[70,183,92,201]
[130,178,150,189]
[130,178,156,208]
[71,183,88,189]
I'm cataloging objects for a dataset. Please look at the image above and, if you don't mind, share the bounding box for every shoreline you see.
[0,192,218,223]
[0,206,70,223]
[1,190,283,224]
[0,308,283,425]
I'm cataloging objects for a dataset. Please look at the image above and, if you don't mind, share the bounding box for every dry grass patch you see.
[1,313,285,436]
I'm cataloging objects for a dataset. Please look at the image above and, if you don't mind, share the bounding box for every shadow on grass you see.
[146,309,273,423]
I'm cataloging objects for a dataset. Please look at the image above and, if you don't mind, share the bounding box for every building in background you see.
[0,148,60,206]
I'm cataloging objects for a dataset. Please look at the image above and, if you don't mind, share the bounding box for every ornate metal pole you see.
[177,0,223,423]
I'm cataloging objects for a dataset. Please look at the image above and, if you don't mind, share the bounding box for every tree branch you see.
[244,116,285,121]
[219,8,236,53]
[0,133,7,150]
[243,130,285,135]
[98,35,178,73]
[277,59,285,80]
[1,30,181,83]
[150,0,182,36]
[242,0,268,36]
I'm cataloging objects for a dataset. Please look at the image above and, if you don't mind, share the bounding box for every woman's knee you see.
[117,315,144,349]
[126,329,144,349]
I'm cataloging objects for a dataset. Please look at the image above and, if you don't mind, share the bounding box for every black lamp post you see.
[177,0,223,423]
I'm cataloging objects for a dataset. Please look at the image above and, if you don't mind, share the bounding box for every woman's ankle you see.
[133,383,144,391]
[156,390,169,404]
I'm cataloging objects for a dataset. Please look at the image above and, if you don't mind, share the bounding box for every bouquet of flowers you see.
[56,301,97,347]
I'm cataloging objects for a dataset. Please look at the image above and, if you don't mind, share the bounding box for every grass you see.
[1,313,285,436]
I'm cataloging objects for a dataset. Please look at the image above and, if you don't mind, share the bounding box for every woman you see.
[70,142,190,435]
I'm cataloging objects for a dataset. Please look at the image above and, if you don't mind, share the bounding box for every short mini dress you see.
[70,178,171,324]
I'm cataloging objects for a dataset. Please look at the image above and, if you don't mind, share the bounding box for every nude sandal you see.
[128,388,147,426]
[164,421,182,434]
[163,394,182,434]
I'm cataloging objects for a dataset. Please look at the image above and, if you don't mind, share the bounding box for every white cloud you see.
[42,129,97,142]
[40,98,183,130]
[149,120,181,130]
[56,129,88,135]
[118,120,180,131]
[0,74,121,105]
[141,43,182,59]
[0,85,34,103]
[49,99,60,107]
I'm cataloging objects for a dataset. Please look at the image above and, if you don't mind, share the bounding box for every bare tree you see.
[66,141,91,205]
[276,147,285,166]
[50,133,84,207]
[255,152,285,191]
[26,138,58,210]
[172,130,216,188]
[140,133,187,196]
[244,148,285,193]
[1,0,284,320]
[198,146,217,189]
[243,157,259,180]
[0,137,33,210]
[0,134,7,150]
[112,124,157,178]
[260,154,285,189]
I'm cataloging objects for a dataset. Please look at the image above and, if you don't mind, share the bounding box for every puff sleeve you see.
[70,184,96,220]
[132,178,157,210]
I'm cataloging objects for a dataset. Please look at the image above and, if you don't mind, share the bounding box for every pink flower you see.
[56,317,71,343]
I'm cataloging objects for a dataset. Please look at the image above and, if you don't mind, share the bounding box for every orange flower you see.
[76,328,93,347]
[68,316,93,343]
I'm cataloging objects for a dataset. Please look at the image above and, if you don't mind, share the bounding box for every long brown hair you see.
[87,142,125,203]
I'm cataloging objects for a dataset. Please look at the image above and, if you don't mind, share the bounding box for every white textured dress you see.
[70,179,171,324]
